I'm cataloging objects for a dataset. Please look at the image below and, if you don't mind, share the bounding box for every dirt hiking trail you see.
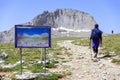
[55,40,120,80]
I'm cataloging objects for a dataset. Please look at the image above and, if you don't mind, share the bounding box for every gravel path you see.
[57,40,120,80]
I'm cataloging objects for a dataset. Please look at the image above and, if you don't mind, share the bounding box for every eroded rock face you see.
[31,9,96,30]
[0,27,14,43]
[0,9,96,43]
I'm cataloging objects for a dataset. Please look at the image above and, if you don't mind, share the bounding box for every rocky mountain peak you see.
[0,9,96,43]
[31,9,96,30]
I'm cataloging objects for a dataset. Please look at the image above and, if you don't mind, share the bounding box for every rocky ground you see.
[51,40,120,80]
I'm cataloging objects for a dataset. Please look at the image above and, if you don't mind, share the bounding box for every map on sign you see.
[15,25,51,48]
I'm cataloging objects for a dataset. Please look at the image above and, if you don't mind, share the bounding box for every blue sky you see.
[16,26,50,36]
[0,0,120,34]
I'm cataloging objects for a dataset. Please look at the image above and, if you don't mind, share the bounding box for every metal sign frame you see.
[15,25,51,48]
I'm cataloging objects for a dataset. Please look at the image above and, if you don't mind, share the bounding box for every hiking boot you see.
[94,53,97,58]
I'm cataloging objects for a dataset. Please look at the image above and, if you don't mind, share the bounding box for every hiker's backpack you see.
[91,29,101,40]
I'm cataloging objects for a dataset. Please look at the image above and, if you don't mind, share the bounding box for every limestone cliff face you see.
[0,9,96,43]
[0,27,14,43]
[31,9,96,30]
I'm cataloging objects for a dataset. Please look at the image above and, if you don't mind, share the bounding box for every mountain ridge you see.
[0,8,96,43]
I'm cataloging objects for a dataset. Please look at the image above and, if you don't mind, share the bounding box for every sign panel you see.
[15,25,51,48]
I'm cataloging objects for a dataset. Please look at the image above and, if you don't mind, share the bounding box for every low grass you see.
[72,38,90,46]
[102,34,120,55]
[111,58,120,64]
[34,74,62,80]
[104,34,120,64]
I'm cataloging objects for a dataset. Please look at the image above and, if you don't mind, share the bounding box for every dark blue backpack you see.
[91,29,101,40]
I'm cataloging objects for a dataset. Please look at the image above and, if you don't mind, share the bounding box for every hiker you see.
[111,30,114,34]
[90,24,102,58]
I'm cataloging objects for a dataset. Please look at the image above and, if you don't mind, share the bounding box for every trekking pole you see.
[99,42,103,55]
[89,40,92,59]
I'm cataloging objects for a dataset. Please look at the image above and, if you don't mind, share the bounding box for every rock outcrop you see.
[0,27,14,43]
[31,9,96,30]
